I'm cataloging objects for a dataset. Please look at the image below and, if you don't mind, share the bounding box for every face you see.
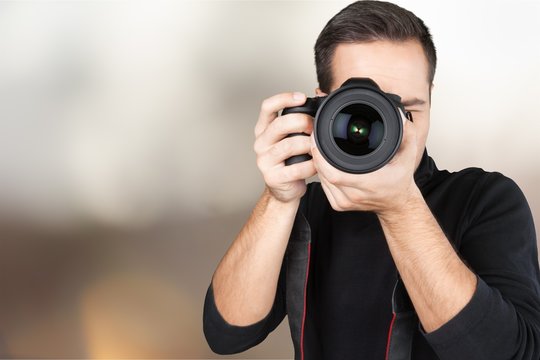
[317,40,432,170]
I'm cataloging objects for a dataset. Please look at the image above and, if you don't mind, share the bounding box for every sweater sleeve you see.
[202,262,287,355]
[424,172,540,360]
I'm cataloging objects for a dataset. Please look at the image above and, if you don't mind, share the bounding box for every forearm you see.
[212,187,299,326]
[378,186,477,333]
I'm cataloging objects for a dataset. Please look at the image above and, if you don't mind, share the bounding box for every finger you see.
[401,116,420,165]
[311,144,348,185]
[319,177,340,210]
[312,141,376,189]
[398,108,407,122]
[374,109,417,171]
[254,92,306,137]
[319,174,352,211]
[390,113,417,164]
[257,135,312,170]
[265,159,316,185]
[402,115,417,147]
[257,113,313,150]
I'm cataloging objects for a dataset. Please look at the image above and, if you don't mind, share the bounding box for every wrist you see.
[263,186,301,211]
[377,183,424,225]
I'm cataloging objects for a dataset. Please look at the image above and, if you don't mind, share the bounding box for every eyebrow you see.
[401,98,427,107]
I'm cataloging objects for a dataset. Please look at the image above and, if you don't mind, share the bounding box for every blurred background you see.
[0,0,538,358]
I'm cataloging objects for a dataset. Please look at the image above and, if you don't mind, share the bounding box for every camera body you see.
[282,77,406,174]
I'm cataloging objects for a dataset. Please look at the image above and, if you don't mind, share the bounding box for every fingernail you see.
[293,92,305,101]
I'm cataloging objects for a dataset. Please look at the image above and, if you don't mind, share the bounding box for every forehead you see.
[330,40,430,99]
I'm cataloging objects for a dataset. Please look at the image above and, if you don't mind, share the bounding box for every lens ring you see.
[314,86,403,174]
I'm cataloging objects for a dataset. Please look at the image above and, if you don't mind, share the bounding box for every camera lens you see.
[332,104,384,156]
[313,78,403,173]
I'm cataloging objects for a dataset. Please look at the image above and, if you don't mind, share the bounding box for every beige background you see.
[0,0,538,358]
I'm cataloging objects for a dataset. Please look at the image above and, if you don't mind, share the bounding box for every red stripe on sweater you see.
[385,312,397,360]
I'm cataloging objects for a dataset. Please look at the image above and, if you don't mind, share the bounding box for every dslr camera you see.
[282,77,409,174]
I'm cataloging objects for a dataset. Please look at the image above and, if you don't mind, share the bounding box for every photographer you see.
[203,1,540,359]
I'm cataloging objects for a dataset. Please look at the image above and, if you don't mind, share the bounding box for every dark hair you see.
[314,0,437,93]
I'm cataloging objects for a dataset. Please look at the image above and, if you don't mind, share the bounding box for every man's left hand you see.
[311,110,422,215]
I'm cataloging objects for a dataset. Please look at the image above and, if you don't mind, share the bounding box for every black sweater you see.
[204,151,540,359]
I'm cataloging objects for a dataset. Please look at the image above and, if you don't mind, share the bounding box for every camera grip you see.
[281,98,321,166]
[284,134,312,165]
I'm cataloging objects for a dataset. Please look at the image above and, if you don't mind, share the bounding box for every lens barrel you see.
[282,78,404,174]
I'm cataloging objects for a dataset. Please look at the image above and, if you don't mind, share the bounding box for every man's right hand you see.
[253,92,317,203]
[208,92,315,327]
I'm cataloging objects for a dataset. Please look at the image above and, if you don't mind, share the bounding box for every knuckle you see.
[326,171,340,184]
[255,156,265,171]
[285,165,301,181]
[273,116,287,134]
[301,136,312,152]
[334,174,345,185]
[253,140,263,155]
[330,200,343,212]
[278,114,297,133]
[260,98,272,113]
[335,199,350,211]
[289,114,305,130]
[305,116,314,131]
[263,172,276,187]
[300,115,311,128]
[284,114,311,135]
[307,162,317,177]
[350,192,363,204]
[279,140,293,156]
[269,143,282,158]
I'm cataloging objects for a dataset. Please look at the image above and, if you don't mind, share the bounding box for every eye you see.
[405,111,413,122]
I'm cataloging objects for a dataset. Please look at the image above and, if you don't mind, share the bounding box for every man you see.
[203,1,540,359]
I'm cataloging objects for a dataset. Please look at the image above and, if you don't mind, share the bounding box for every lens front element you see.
[332,104,384,156]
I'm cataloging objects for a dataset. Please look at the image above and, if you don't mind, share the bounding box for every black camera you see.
[282,78,407,174]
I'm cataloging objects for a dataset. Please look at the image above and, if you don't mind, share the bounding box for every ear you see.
[315,88,328,97]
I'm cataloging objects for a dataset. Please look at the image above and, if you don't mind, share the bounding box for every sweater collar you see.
[414,148,437,188]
